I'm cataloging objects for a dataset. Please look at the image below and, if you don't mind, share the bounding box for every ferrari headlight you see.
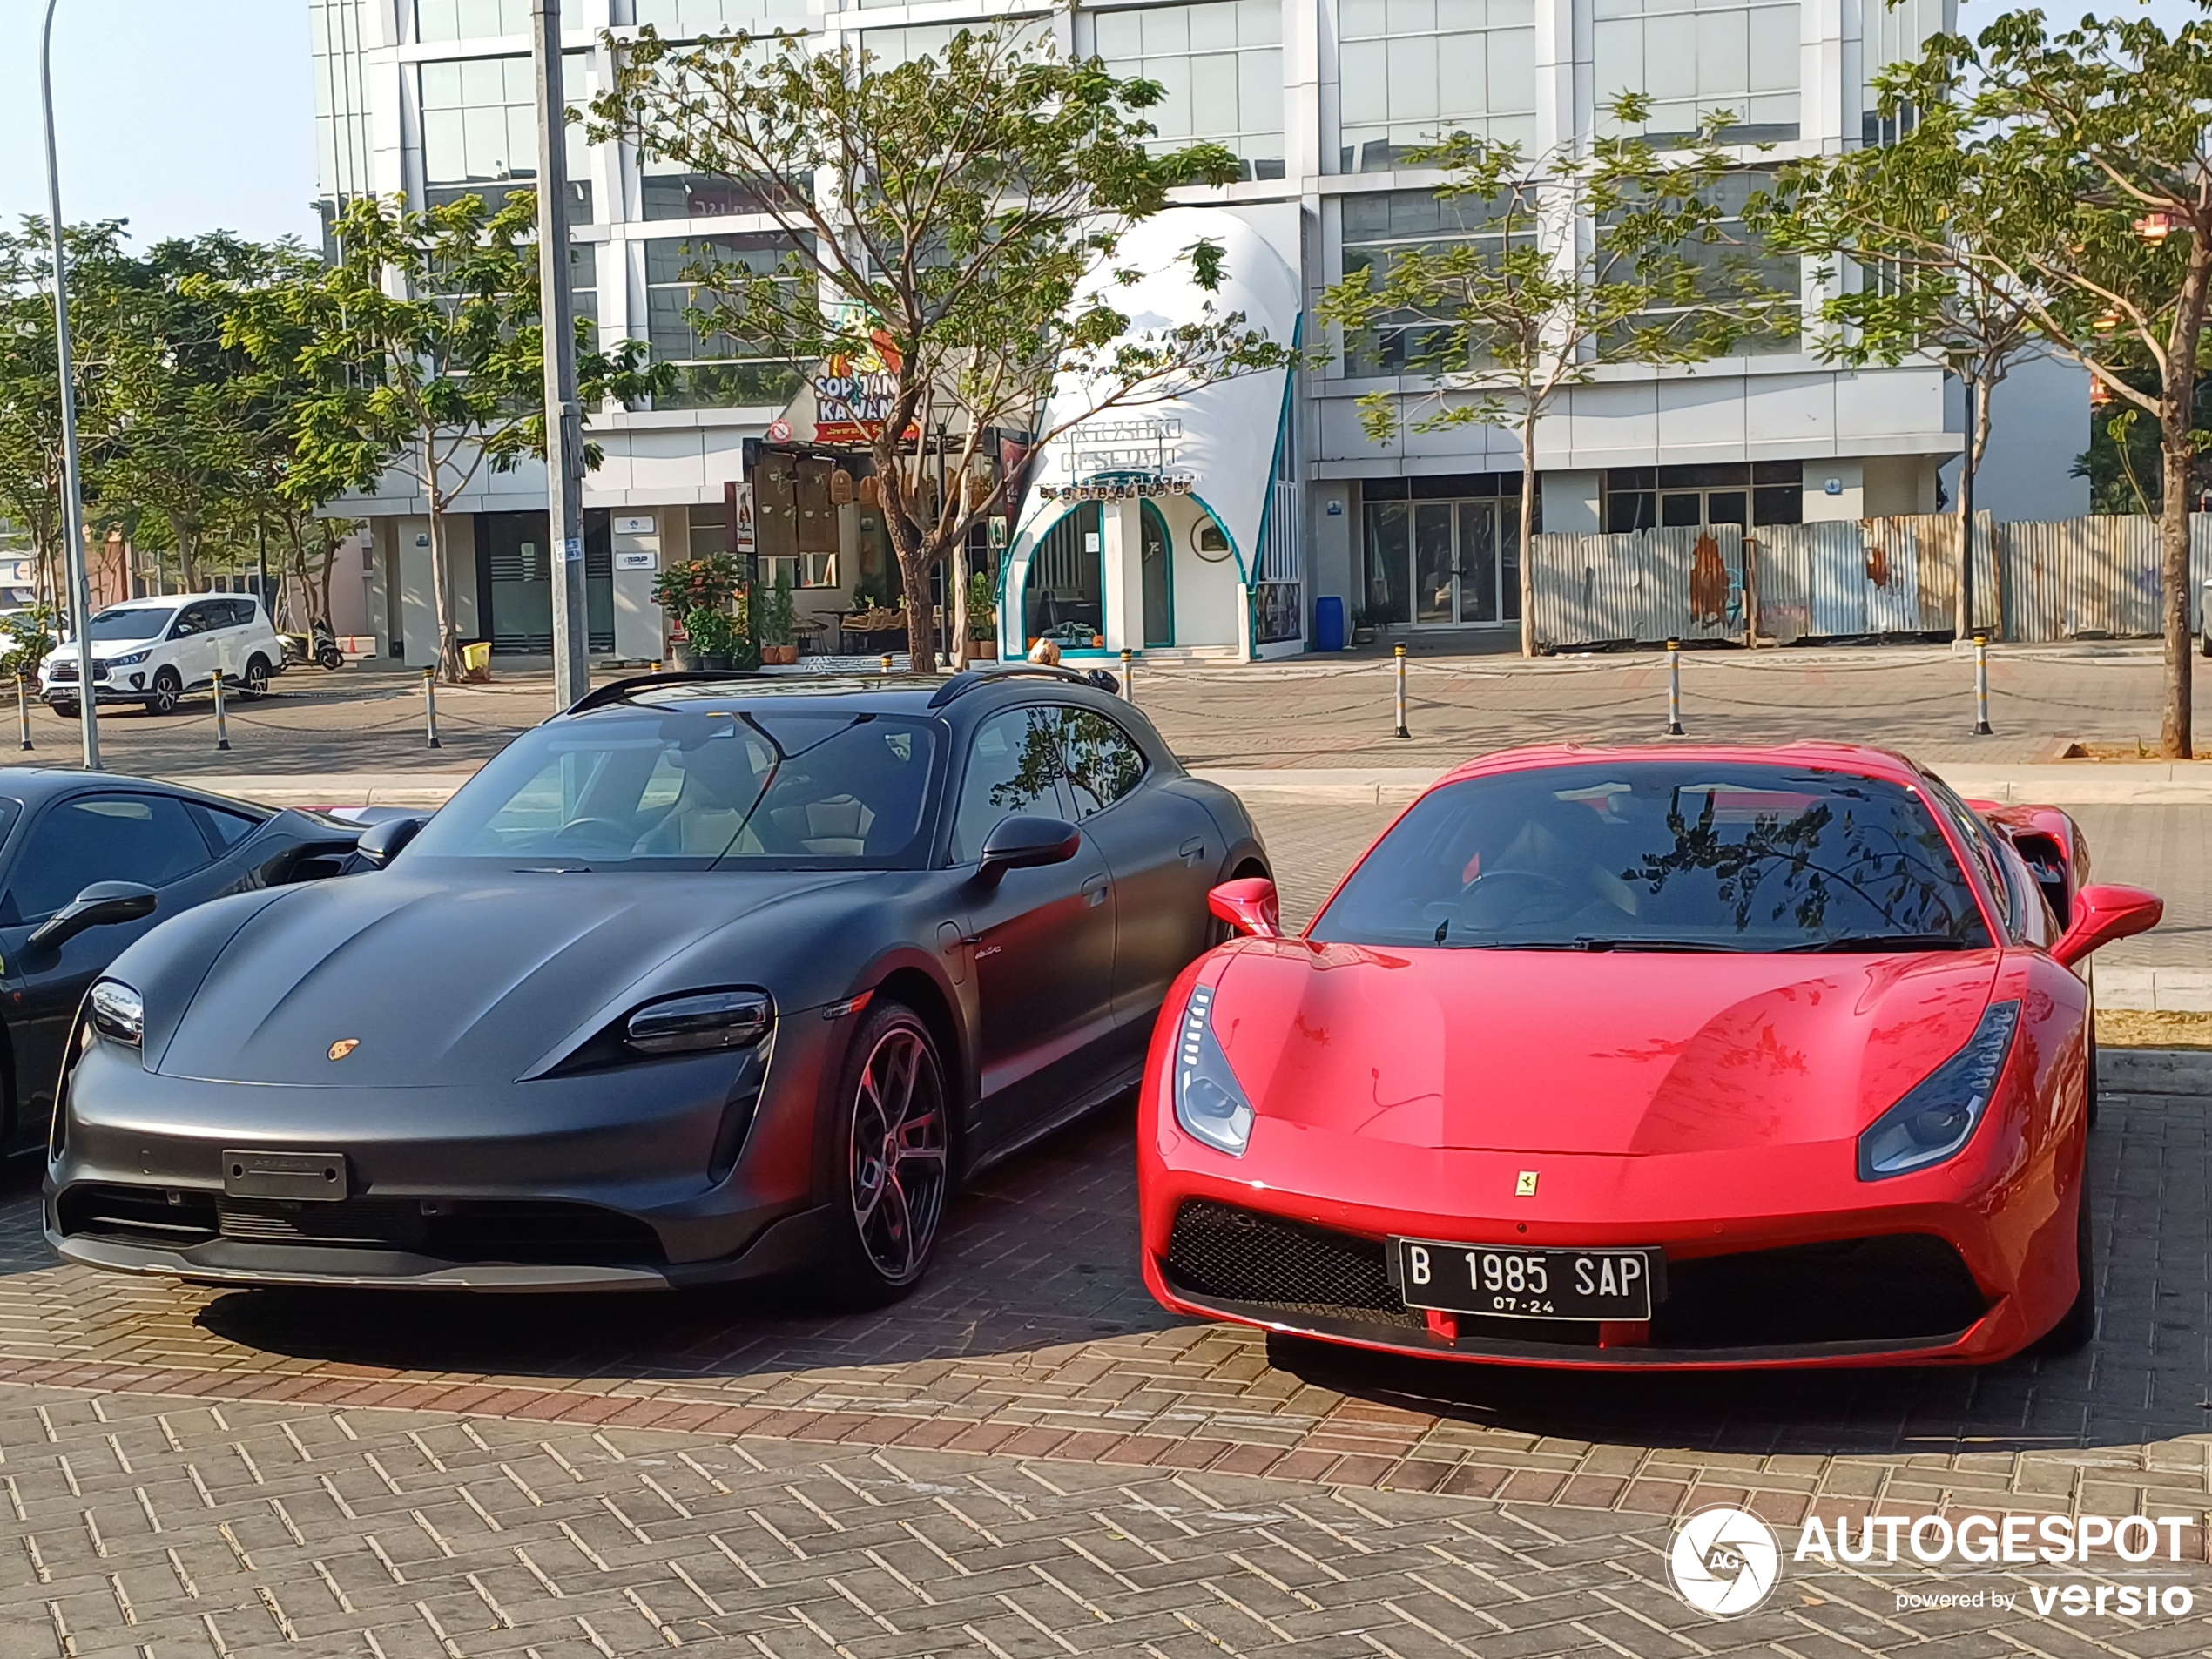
[1858,1000,2020,1180]
[625,989,772,1055]
[87,979,145,1048]
[1172,983,1253,1157]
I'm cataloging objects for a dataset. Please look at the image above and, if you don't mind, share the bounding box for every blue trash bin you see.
[1314,595,1346,652]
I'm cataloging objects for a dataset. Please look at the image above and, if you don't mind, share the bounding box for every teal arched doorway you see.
[1140,502,1174,648]
[1022,502,1104,649]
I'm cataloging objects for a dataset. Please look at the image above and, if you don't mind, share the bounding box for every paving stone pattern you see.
[3,1388,2208,1659]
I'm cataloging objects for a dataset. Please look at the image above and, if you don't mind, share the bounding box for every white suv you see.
[41,595,287,716]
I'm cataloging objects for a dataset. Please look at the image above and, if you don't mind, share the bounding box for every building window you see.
[568,243,598,340]
[1592,0,1801,145]
[644,234,806,409]
[1361,474,1527,626]
[1076,2,1285,183]
[419,56,594,220]
[1025,505,1106,648]
[312,0,374,252]
[1339,189,1534,374]
[1607,168,1799,356]
[859,20,1050,63]
[415,0,528,40]
[1339,0,1536,173]
[1601,462,1802,532]
[689,503,833,590]
[633,0,807,33]
[1859,0,1942,145]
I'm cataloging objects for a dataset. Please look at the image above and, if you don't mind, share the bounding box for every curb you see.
[2098,1047,2212,1095]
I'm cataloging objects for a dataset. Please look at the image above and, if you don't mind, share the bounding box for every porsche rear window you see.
[406,708,941,868]
[1308,762,1993,953]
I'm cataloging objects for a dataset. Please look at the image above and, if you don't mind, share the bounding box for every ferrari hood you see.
[1205,941,2003,1156]
[152,868,871,1087]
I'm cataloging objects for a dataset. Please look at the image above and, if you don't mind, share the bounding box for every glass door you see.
[1413,503,1455,623]
[1453,499,1521,625]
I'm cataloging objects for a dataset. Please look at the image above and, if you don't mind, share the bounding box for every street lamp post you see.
[39,0,99,770]
[532,0,590,711]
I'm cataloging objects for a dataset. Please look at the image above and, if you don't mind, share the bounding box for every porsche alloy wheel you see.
[839,1003,948,1296]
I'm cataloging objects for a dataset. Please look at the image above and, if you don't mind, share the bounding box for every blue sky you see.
[0,1,2200,253]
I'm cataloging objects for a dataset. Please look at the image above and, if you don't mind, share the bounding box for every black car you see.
[0,769,371,1157]
[46,666,1271,1298]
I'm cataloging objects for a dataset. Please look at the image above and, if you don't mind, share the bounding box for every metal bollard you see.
[1973,633,1993,736]
[212,671,232,752]
[423,667,442,750]
[1393,643,1411,739]
[880,652,894,677]
[1119,647,1134,699]
[1665,638,1684,737]
[15,675,30,752]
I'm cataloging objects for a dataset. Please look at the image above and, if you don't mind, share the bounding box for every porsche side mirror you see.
[1209,877,1281,940]
[28,880,158,953]
[2053,882,2162,968]
[976,815,1081,884]
[354,813,428,868]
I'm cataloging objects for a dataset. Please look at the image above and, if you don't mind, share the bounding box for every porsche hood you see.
[144,869,873,1087]
[1203,941,2005,1156]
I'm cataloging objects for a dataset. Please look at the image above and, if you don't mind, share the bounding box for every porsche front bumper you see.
[45,1014,846,1291]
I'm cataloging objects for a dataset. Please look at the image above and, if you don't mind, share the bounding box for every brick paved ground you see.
[27,640,2212,780]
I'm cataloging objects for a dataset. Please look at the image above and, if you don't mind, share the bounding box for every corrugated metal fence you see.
[1531,513,2212,649]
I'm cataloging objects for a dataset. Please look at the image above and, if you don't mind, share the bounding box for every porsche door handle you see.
[1082,874,1110,907]
[1179,837,1207,867]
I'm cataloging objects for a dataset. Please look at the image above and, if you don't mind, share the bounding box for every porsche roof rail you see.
[564,668,765,715]
[927,664,1095,707]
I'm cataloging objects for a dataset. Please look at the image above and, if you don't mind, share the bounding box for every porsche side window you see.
[952,709,1065,861]
[0,793,215,924]
[1045,707,1147,819]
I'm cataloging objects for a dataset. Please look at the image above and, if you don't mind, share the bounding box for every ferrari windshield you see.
[405,706,941,868]
[1309,762,1993,952]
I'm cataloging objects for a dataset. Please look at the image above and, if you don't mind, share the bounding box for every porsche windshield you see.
[406,707,941,868]
[1308,763,1993,952]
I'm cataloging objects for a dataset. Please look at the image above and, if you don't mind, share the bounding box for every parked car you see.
[41,595,286,717]
[1140,743,2159,1370]
[0,768,374,1157]
[45,664,1271,1298]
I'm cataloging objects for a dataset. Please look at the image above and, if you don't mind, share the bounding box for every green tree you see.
[1753,91,2044,642]
[226,193,660,680]
[1878,11,2212,756]
[590,22,1287,673]
[1314,96,1799,656]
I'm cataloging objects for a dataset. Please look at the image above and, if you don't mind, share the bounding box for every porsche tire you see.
[2038,1166,2097,1355]
[826,999,949,1305]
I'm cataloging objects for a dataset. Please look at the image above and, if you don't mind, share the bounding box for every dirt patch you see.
[2097,1008,2212,1049]
[2052,739,2212,762]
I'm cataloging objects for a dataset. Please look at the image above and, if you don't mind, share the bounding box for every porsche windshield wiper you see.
[1782,933,1977,953]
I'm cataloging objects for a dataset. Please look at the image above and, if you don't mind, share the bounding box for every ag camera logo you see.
[1669,1506,1782,1617]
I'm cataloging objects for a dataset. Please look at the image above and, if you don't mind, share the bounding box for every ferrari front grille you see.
[1165,1200,1419,1325]
[1655,1233,1987,1347]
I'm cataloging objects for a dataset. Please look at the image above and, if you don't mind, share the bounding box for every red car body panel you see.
[1136,741,2125,1370]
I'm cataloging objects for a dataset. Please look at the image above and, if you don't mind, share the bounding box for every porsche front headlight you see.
[1858,1000,2020,1180]
[625,990,772,1055]
[1172,983,1253,1157]
[87,979,145,1048]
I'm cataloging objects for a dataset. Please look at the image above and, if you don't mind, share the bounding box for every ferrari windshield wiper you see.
[1783,933,1977,953]
[1439,935,1748,953]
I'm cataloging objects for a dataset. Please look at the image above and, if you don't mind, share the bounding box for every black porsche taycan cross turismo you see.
[46,665,1269,1298]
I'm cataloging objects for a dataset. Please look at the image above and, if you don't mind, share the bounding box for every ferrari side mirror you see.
[976,815,1082,885]
[1209,877,1281,940]
[29,880,158,953]
[2052,882,2161,968]
[354,813,429,868]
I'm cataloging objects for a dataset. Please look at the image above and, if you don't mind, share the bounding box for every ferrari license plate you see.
[1391,1238,1662,1321]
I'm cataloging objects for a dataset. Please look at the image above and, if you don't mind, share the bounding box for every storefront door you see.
[478,511,616,653]
[1140,505,1173,647]
[1366,494,1521,629]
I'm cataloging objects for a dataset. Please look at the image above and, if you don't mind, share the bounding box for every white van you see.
[40,595,287,716]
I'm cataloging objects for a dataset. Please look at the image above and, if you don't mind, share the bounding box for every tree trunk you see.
[424,442,464,682]
[316,526,339,627]
[1517,408,1538,658]
[1954,373,1979,642]
[2158,238,2212,759]
[900,543,938,675]
[950,534,969,672]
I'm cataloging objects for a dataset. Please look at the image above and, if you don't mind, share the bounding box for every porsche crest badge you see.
[1514,1170,1539,1197]
[327,1039,360,1062]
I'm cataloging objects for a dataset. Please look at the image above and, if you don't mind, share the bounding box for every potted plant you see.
[758,570,799,665]
[654,556,741,668]
[684,605,741,671]
[964,570,997,661]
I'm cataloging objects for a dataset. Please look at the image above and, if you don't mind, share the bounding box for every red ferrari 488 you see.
[1138,744,2161,1369]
